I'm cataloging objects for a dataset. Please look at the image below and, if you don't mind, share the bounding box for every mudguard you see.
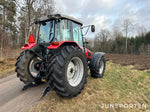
[84,48,92,59]
[47,41,81,49]
[21,34,37,50]
[21,43,37,50]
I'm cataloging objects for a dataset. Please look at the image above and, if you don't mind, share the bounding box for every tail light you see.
[51,42,59,45]
[23,44,28,47]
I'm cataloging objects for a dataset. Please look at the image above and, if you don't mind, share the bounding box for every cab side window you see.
[72,22,83,47]
[55,19,72,41]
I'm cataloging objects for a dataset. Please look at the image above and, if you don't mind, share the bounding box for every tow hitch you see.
[22,77,53,98]
[22,59,53,98]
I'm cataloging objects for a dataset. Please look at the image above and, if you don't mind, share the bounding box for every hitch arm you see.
[40,76,54,99]
[40,85,53,99]
[22,82,36,91]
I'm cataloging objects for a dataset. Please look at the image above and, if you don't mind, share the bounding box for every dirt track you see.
[105,53,150,73]
[0,74,47,112]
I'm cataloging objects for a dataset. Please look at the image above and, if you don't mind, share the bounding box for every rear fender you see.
[21,43,37,50]
[93,52,105,59]
[21,34,37,50]
[84,48,92,59]
[47,41,81,49]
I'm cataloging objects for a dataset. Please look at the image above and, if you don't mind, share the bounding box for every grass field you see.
[27,61,150,112]
[0,49,21,78]
[0,58,16,78]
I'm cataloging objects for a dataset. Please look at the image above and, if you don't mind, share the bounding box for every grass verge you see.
[0,58,16,78]
[27,62,150,112]
[0,49,21,78]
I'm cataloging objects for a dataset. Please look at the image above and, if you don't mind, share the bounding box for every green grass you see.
[27,62,150,112]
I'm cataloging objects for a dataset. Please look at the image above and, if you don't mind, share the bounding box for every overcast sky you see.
[54,0,150,37]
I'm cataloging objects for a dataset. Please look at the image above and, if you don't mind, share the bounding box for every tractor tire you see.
[49,46,88,98]
[15,50,41,84]
[89,52,106,78]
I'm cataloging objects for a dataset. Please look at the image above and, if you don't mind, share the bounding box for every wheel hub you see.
[29,58,41,77]
[70,68,74,73]
[66,57,84,87]
[34,62,41,71]
[67,62,76,79]
[99,60,104,74]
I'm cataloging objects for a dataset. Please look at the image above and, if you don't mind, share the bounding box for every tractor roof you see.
[35,14,83,25]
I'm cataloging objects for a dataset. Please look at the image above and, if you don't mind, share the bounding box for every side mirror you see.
[91,25,95,32]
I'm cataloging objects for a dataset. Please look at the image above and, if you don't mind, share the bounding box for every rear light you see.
[23,44,28,47]
[51,42,59,45]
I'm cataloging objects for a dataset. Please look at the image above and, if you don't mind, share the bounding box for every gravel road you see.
[0,74,47,112]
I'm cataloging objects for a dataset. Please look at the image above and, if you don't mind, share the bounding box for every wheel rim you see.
[99,59,104,74]
[29,58,41,77]
[67,57,84,87]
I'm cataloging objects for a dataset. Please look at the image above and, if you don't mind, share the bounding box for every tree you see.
[137,25,147,37]
[145,31,150,45]
[0,0,17,59]
[94,29,111,52]
[16,0,55,43]
[122,18,134,53]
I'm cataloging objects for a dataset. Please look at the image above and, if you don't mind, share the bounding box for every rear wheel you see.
[49,46,88,98]
[15,50,41,84]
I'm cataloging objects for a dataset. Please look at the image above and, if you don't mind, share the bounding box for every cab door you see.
[71,22,83,47]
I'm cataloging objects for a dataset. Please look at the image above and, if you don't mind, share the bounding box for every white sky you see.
[54,0,150,38]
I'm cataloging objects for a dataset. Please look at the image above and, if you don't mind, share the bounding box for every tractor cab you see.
[36,14,84,47]
[23,14,95,52]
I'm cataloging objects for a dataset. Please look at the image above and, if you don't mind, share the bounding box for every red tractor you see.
[15,14,106,98]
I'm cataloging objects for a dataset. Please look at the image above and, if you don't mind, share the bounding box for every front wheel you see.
[49,46,88,98]
[89,52,106,78]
